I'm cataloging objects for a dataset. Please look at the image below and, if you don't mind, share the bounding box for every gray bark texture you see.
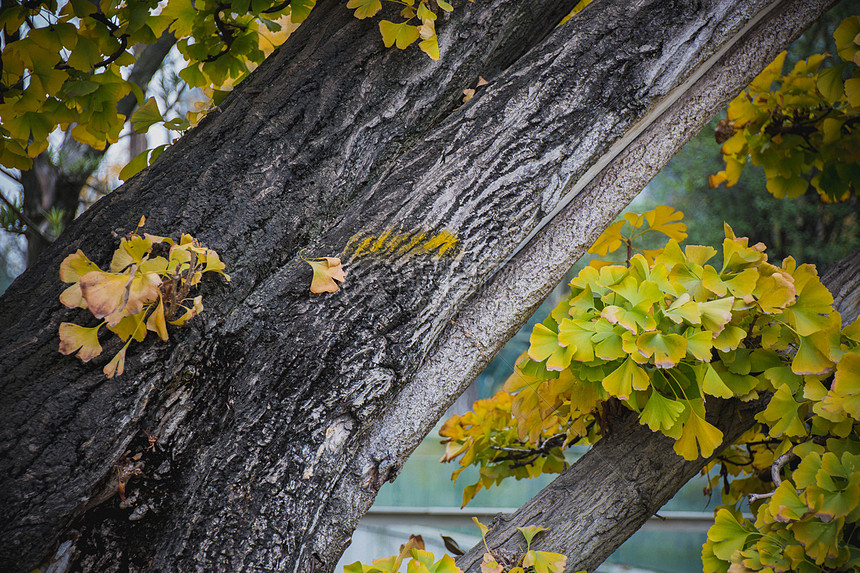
[0,0,841,572]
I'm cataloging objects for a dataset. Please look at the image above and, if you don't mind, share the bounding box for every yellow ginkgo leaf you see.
[58,322,103,362]
[306,257,346,293]
[643,205,687,243]
[79,270,133,320]
[146,296,169,341]
[346,0,382,19]
[379,20,420,49]
[125,269,163,316]
[103,346,127,378]
[169,296,204,326]
[110,234,153,272]
[673,411,724,461]
[588,219,626,256]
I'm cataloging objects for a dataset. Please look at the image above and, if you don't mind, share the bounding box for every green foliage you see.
[441,205,860,571]
[57,216,229,378]
[711,17,860,202]
[0,0,460,174]
[345,523,571,573]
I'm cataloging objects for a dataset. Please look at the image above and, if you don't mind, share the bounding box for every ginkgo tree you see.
[0,1,853,573]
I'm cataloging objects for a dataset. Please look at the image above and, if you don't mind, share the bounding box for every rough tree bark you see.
[0,0,840,572]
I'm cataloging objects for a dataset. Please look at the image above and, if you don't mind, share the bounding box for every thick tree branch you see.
[331,0,835,560]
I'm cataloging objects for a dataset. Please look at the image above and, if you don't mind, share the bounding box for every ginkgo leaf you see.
[79,271,132,320]
[517,525,548,547]
[472,516,490,538]
[60,249,102,284]
[59,249,102,309]
[699,297,734,336]
[290,0,315,23]
[379,20,420,49]
[756,383,807,437]
[107,312,148,343]
[636,331,686,369]
[674,410,723,460]
[119,148,151,181]
[58,322,103,361]
[110,235,153,272]
[707,509,755,561]
[640,390,685,432]
[169,296,204,326]
[125,269,163,316]
[684,330,713,362]
[419,36,439,60]
[522,550,567,573]
[146,296,169,341]
[347,0,382,19]
[750,50,786,92]
[643,205,687,242]
[664,293,701,324]
[712,325,747,353]
[588,219,626,256]
[557,318,595,363]
[306,257,346,293]
[130,97,164,134]
[528,323,560,363]
[104,346,127,378]
[480,553,503,573]
[792,331,836,375]
[603,356,649,400]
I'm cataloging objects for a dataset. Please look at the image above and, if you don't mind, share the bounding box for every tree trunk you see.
[0,1,836,572]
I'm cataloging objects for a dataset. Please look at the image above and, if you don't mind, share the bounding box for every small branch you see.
[748,448,795,503]
[0,191,50,243]
[263,1,291,14]
[490,433,566,463]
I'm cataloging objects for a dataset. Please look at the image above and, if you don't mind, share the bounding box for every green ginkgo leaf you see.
[706,508,757,561]
[130,97,164,134]
[603,356,649,400]
[756,383,807,437]
[528,322,560,363]
[517,525,548,547]
[636,331,686,369]
[557,318,595,363]
[640,390,685,432]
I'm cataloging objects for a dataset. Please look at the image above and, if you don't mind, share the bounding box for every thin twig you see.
[0,191,50,243]
[748,448,796,503]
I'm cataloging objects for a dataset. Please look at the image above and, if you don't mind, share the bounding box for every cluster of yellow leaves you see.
[345,534,460,573]
[347,0,456,60]
[442,205,860,571]
[58,216,229,378]
[710,17,860,202]
[440,205,846,468]
[702,327,860,573]
[474,519,570,573]
[345,523,571,573]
